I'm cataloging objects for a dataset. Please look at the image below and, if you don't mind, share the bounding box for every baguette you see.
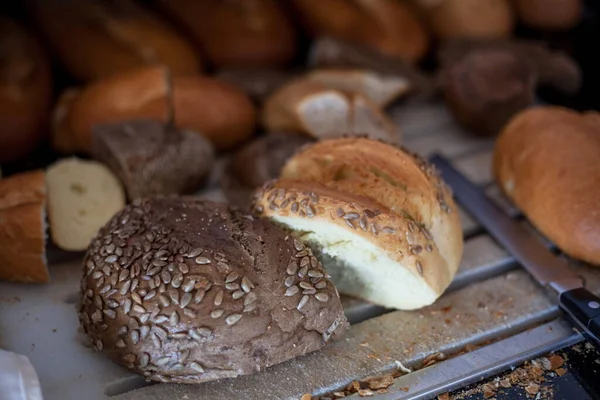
[493,107,600,265]
[157,0,296,69]
[26,0,202,81]
[0,17,52,163]
[291,0,429,62]
[52,66,256,153]
[46,158,126,251]
[0,170,49,283]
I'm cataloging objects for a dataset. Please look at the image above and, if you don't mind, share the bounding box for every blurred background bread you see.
[291,0,429,62]
[0,17,52,164]
[26,0,203,82]
[0,169,49,283]
[512,0,583,31]
[415,0,514,41]
[157,0,296,69]
[52,66,256,153]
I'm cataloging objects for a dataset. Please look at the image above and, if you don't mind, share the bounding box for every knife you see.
[430,154,600,346]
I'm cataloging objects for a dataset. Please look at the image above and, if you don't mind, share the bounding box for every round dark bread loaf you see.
[78,198,348,383]
[91,119,215,200]
[222,132,314,208]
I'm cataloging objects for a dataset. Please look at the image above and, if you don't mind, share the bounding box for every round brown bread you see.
[513,0,583,31]
[0,17,52,163]
[493,106,600,266]
[222,132,314,208]
[442,46,536,136]
[91,119,215,201]
[26,0,203,81]
[415,0,514,41]
[0,170,49,283]
[291,0,429,62]
[52,66,256,153]
[252,138,463,309]
[157,0,296,69]
[78,198,348,383]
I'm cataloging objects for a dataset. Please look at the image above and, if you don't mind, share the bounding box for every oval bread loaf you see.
[493,106,600,266]
[0,17,52,163]
[157,0,296,69]
[46,157,126,251]
[252,138,463,309]
[26,0,203,81]
[52,66,256,153]
[291,0,429,62]
[79,198,348,382]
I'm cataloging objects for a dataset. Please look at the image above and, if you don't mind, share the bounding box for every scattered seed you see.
[153,326,167,340]
[297,295,309,310]
[226,314,242,325]
[156,357,170,366]
[299,282,314,290]
[286,263,298,276]
[211,309,224,318]
[359,216,368,231]
[214,290,224,306]
[160,270,171,284]
[244,292,257,305]
[170,311,179,326]
[105,255,118,263]
[143,290,156,301]
[345,219,356,229]
[225,283,239,291]
[232,290,245,299]
[140,325,150,339]
[178,263,189,274]
[315,293,329,302]
[103,309,116,319]
[426,244,433,253]
[189,362,204,373]
[116,339,126,348]
[285,285,299,297]
[308,270,323,278]
[416,260,424,276]
[153,315,168,324]
[183,309,196,318]
[293,239,305,251]
[180,293,192,308]
[315,281,327,289]
[187,248,203,258]
[298,266,308,278]
[195,256,211,265]
[182,280,196,293]
[285,276,295,287]
[130,330,140,344]
[168,290,179,305]
[139,353,150,368]
[411,245,423,255]
[241,277,254,292]
[194,290,206,304]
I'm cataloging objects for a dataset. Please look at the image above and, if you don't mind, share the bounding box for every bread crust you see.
[26,0,203,81]
[79,198,348,382]
[0,17,52,163]
[0,170,49,283]
[52,66,256,153]
[493,106,600,266]
[158,0,296,69]
[513,0,583,31]
[252,138,463,307]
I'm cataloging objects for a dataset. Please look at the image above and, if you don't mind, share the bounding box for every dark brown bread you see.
[222,132,314,208]
[0,17,52,163]
[26,0,203,81]
[92,119,215,201]
[157,0,296,69]
[513,0,583,31]
[79,198,348,382]
[494,107,600,266]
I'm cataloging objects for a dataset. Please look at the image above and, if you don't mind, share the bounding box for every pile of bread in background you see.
[1,0,599,386]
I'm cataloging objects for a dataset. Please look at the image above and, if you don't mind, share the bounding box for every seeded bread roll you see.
[46,158,126,251]
[79,198,348,382]
[262,78,400,143]
[92,119,215,201]
[157,0,296,69]
[494,107,600,266]
[252,138,463,310]
[0,170,49,283]
[222,132,314,208]
[26,0,203,81]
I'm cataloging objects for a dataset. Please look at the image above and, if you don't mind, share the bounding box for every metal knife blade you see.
[430,154,600,346]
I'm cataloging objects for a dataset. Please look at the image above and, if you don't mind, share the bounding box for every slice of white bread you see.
[0,170,49,283]
[46,157,125,251]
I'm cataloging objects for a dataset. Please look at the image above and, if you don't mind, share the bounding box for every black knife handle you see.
[559,288,600,344]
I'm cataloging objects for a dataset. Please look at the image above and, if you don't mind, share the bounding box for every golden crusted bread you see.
[0,170,49,283]
[46,158,126,251]
[252,138,463,309]
[494,106,600,266]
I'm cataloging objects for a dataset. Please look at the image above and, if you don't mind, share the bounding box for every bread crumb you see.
[525,383,539,395]
[549,355,564,370]
[363,374,394,390]
[301,394,312,400]
[438,393,449,400]
[357,389,374,397]
[332,392,346,398]
[555,368,566,377]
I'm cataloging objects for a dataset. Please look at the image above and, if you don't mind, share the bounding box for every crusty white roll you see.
[252,138,463,309]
